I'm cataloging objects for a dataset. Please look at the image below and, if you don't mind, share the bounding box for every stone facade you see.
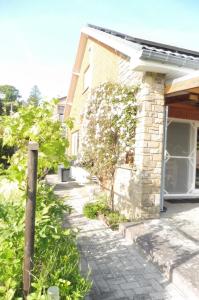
[114,72,165,219]
[133,72,165,218]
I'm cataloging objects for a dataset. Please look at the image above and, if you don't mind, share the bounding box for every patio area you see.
[120,200,199,299]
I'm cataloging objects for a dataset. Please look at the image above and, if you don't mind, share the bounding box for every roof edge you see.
[88,24,199,58]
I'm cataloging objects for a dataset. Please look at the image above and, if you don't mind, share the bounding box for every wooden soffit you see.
[165,73,199,95]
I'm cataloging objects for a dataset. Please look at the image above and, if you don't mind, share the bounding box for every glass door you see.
[164,121,195,195]
[195,128,199,189]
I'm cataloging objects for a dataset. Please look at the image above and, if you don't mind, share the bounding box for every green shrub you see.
[83,193,127,230]
[83,203,99,219]
[0,99,91,299]
[0,180,91,299]
[106,211,127,230]
[83,199,110,219]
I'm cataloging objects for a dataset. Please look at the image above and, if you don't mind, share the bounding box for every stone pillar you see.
[132,72,165,219]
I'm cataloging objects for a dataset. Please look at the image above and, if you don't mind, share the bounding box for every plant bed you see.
[98,212,128,230]
[83,195,128,230]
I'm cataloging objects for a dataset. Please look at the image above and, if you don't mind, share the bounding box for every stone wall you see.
[113,166,140,218]
[114,72,165,220]
[69,36,165,219]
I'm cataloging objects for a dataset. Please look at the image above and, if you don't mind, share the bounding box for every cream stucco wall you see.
[68,38,125,155]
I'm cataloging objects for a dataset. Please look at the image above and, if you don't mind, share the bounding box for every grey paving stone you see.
[121,282,140,290]
[46,176,187,300]
[132,294,151,300]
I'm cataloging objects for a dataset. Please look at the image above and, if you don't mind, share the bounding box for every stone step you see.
[119,219,199,300]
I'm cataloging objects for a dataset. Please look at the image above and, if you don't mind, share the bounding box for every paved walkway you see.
[47,175,185,300]
[120,201,199,300]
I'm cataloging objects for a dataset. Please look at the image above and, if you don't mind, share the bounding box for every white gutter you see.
[130,57,194,78]
[82,26,196,79]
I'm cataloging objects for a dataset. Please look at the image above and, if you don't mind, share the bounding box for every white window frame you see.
[71,131,79,156]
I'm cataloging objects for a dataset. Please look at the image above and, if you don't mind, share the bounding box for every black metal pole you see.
[23,142,38,299]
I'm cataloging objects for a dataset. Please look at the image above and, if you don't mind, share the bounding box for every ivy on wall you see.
[80,82,138,183]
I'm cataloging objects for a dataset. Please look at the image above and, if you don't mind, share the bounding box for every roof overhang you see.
[130,58,194,79]
[165,71,199,95]
[165,71,199,107]
[81,26,139,58]
[64,27,140,118]
[64,32,87,118]
[65,25,199,118]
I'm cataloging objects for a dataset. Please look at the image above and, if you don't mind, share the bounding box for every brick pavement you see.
[47,175,186,300]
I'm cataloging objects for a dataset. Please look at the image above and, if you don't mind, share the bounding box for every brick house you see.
[64,24,199,220]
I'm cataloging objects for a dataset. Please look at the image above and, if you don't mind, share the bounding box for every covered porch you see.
[162,72,199,205]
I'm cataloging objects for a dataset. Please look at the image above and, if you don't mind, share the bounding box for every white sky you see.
[0,0,199,100]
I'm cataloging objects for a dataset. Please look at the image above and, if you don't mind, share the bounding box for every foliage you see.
[80,82,138,182]
[0,96,90,298]
[0,100,73,182]
[0,84,21,168]
[83,203,98,219]
[83,200,109,219]
[83,195,127,230]
[0,139,15,169]
[0,85,21,115]
[105,211,127,230]
[0,180,91,299]
[27,85,41,106]
[83,193,109,219]
[0,85,20,103]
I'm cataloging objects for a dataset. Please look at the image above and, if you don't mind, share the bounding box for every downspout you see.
[160,105,168,212]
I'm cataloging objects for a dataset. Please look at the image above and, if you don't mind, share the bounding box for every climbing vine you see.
[80,82,138,182]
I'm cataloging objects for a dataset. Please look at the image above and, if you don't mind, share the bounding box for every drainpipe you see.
[160,105,168,212]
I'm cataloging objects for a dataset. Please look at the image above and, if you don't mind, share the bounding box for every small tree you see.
[27,85,41,106]
[0,85,21,167]
[0,85,21,115]
[0,99,73,183]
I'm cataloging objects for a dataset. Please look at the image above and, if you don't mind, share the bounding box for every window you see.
[57,105,65,123]
[59,114,64,122]
[71,131,79,156]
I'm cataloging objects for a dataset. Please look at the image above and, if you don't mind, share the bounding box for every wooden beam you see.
[165,94,189,105]
[165,75,199,95]
[165,93,199,105]
[189,87,199,94]
[189,93,199,101]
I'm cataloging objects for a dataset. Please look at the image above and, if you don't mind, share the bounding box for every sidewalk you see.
[47,175,185,300]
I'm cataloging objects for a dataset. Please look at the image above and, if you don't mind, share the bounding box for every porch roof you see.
[165,71,199,106]
[165,71,199,96]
